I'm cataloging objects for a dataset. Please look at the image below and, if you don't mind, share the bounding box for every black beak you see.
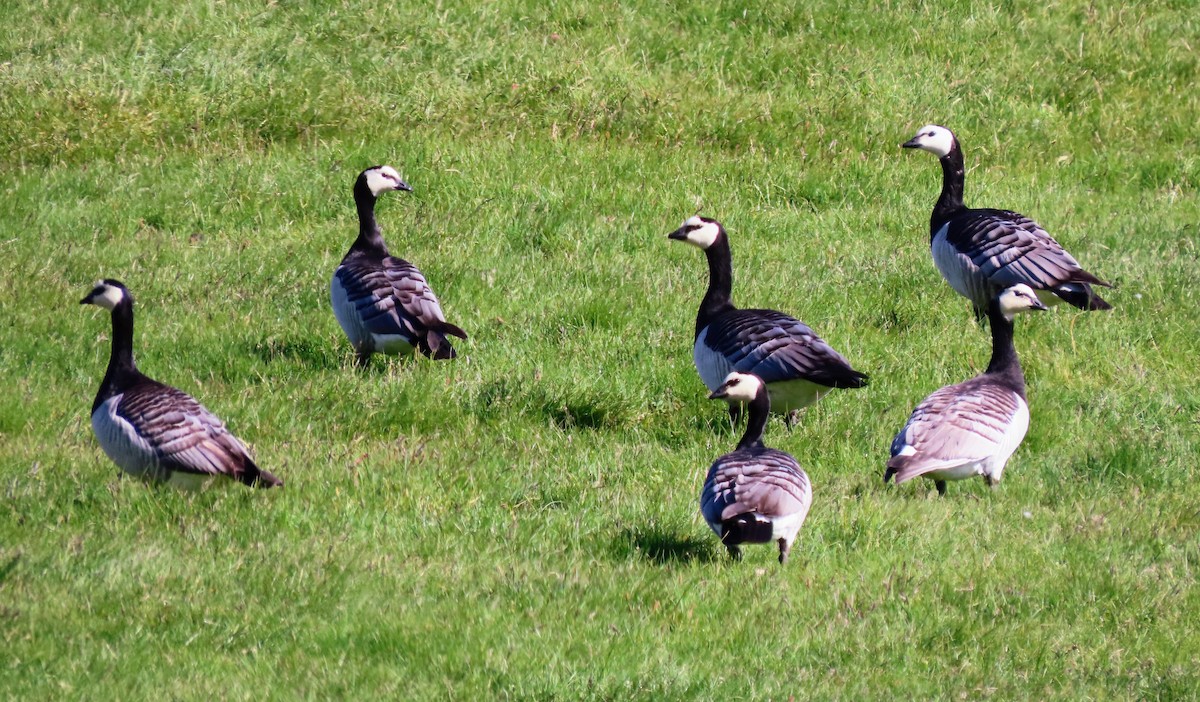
[707,388,728,400]
[1031,299,1050,312]
[397,180,413,192]
[667,227,688,241]
[901,137,921,149]
[80,293,94,305]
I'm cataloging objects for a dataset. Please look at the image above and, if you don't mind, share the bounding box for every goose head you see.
[80,279,131,311]
[708,372,765,403]
[667,215,724,251]
[902,124,957,159]
[996,284,1050,320]
[357,165,413,198]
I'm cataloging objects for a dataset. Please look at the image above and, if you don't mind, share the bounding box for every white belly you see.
[372,334,415,356]
[769,504,811,544]
[764,378,830,414]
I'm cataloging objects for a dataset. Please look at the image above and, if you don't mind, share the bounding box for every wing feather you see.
[888,378,1020,481]
[704,309,867,388]
[117,382,254,479]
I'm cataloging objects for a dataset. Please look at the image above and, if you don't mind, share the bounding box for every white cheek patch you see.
[913,125,954,158]
[365,170,393,197]
[94,285,125,310]
[684,222,720,250]
[720,372,763,402]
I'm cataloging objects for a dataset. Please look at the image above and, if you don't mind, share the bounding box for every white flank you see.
[693,328,732,392]
[330,272,370,353]
[931,224,990,307]
[91,395,158,479]
[984,395,1030,483]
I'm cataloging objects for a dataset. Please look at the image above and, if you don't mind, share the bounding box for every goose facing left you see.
[331,165,467,367]
[702,372,813,564]
[81,280,282,490]
[902,124,1112,319]
[668,215,868,422]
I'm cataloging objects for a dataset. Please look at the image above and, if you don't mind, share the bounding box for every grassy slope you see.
[1,0,1198,698]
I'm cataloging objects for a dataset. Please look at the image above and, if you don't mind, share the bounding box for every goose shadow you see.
[613,525,719,565]
[247,336,421,375]
[0,552,20,587]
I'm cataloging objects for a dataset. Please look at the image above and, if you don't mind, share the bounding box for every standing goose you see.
[702,372,813,564]
[668,215,868,423]
[885,284,1047,496]
[81,280,282,489]
[331,165,467,366]
[902,125,1112,319]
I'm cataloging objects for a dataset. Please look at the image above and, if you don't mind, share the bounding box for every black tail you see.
[1055,283,1112,311]
[720,514,774,545]
[419,321,468,360]
[241,459,283,489]
[832,368,869,389]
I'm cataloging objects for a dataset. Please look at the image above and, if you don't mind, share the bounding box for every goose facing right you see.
[886,284,1047,496]
[668,215,868,423]
[702,372,813,564]
[902,124,1112,319]
[81,280,282,490]
[331,165,468,367]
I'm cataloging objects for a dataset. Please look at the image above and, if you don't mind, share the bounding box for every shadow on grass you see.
[613,526,719,565]
[247,336,427,376]
[248,337,341,371]
[0,552,20,587]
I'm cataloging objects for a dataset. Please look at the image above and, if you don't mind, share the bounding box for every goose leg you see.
[354,349,372,368]
[777,538,790,565]
[935,480,947,496]
[785,409,801,431]
[726,544,742,562]
[727,403,742,426]
[973,305,988,326]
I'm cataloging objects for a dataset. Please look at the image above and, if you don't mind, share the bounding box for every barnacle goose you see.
[668,216,868,423]
[702,372,813,564]
[81,280,282,489]
[902,125,1112,319]
[331,165,467,366]
[885,284,1047,496]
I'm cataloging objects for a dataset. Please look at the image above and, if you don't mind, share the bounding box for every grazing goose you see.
[668,215,868,424]
[902,125,1112,319]
[81,280,282,489]
[331,165,467,366]
[885,284,1047,496]
[702,372,813,564]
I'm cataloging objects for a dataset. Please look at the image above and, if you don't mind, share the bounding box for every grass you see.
[1,0,1198,698]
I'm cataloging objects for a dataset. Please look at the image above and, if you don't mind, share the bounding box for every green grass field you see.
[2,0,1198,698]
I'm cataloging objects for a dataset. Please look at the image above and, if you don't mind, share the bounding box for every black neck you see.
[931,145,966,236]
[352,181,389,255]
[93,299,141,412]
[736,390,770,450]
[695,235,736,337]
[983,303,1025,398]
